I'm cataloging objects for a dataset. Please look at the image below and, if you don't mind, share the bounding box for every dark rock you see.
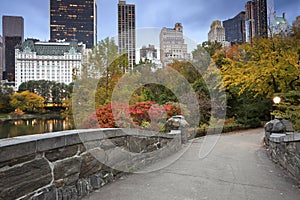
[31,186,57,200]
[79,148,105,178]
[57,186,78,200]
[37,136,65,152]
[45,145,78,162]
[54,157,82,186]
[0,158,52,200]
[90,174,105,190]
[0,140,36,163]
[76,179,91,198]
[0,153,35,168]
[128,136,148,153]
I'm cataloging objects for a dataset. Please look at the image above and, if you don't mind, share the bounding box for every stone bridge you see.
[0,128,300,200]
[0,128,181,199]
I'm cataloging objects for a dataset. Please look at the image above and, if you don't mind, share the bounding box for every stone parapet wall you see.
[0,128,181,200]
[268,133,300,181]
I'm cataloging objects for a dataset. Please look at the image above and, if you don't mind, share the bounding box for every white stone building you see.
[15,39,85,89]
[160,23,190,67]
[208,20,230,47]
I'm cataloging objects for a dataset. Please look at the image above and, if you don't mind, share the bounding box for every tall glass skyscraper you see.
[245,0,268,42]
[118,0,136,70]
[2,16,24,82]
[50,0,97,48]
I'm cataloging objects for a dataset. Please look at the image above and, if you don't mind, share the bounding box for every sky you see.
[0,0,299,50]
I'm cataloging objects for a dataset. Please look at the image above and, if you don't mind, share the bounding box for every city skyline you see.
[0,0,298,45]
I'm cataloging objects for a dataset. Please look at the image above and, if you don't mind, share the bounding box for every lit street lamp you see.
[273,96,281,104]
[272,96,281,119]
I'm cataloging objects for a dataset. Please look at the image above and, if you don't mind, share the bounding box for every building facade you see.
[160,23,190,67]
[15,39,85,89]
[208,20,230,47]
[140,44,157,61]
[2,16,24,82]
[245,0,268,42]
[118,0,136,70]
[270,12,293,36]
[50,0,97,48]
[292,16,300,32]
[223,12,246,44]
[0,36,3,81]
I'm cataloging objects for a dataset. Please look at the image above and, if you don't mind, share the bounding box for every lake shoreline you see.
[0,112,64,122]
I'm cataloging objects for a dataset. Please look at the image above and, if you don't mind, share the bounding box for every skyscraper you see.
[50,0,97,48]
[0,36,3,81]
[2,16,24,82]
[245,0,268,42]
[118,0,136,70]
[223,12,246,44]
[253,0,268,37]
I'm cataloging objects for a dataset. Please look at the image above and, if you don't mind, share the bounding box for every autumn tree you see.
[220,35,300,97]
[72,37,129,126]
[10,91,44,113]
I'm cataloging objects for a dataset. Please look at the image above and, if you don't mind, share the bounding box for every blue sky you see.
[0,0,299,46]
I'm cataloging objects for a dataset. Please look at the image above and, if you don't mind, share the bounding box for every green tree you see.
[201,41,223,57]
[0,84,14,113]
[18,80,71,104]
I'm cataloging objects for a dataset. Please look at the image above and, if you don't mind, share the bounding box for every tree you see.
[220,35,300,97]
[18,80,71,104]
[10,91,44,112]
[72,37,129,127]
[0,84,14,113]
[201,41,223,57]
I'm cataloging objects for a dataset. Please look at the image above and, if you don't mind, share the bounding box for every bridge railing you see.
[0,128,182,200]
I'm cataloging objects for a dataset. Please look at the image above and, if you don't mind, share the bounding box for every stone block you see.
[78,129,107,143]
[105,147,131,171]
[0,140,36,162]
[99,139,117,150]
[45,145,79,162]
[0,153,35,168]
[0,158,52,200]
[54,157,82,186]
[37,135,65,152]
[128,136,148,153]
[65,132,82,146]
[79,148,106,178]
[110,137,127,147]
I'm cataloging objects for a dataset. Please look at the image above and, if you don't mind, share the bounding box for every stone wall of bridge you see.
[0,128,181,200]
[268,133,300,181]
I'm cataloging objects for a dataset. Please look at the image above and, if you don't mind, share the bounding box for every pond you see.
[0,115,75,139]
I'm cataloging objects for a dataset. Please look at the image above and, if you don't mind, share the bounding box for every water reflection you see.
[0,117,74,139]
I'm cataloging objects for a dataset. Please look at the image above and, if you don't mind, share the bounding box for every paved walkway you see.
[84,128,300,200]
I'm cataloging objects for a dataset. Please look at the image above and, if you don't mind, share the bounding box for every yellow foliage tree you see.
[10,91,44,112]
[220,35,300,97]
